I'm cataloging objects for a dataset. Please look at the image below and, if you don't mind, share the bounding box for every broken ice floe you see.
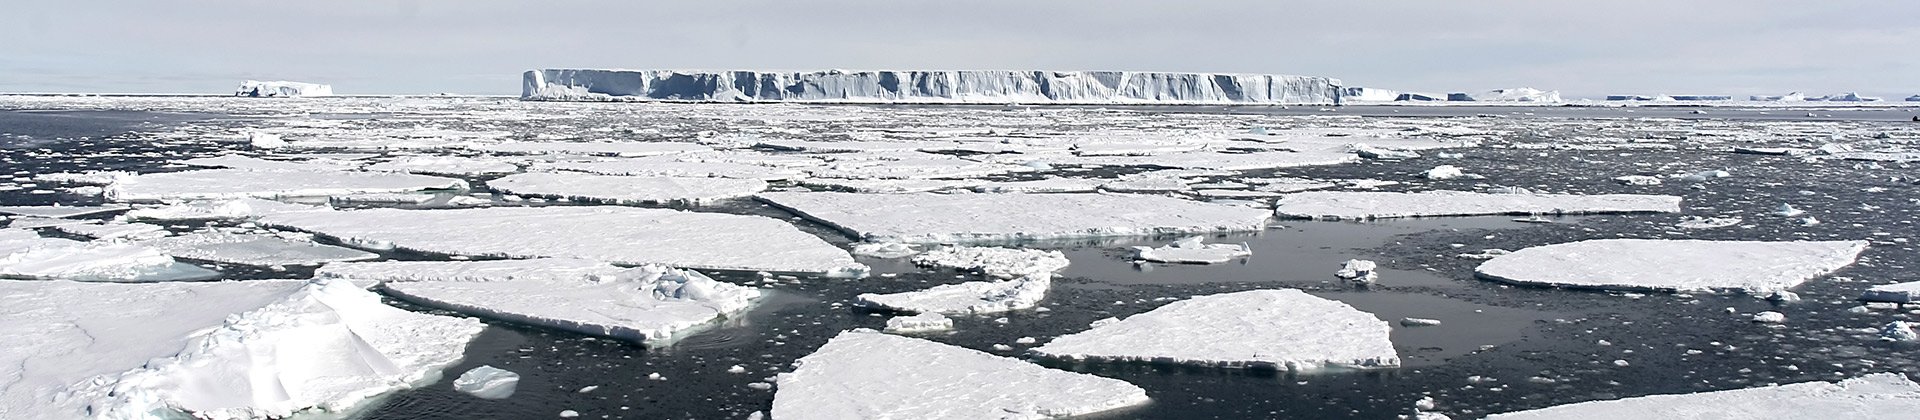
[850,242,919,259]
[0,229,216,281]
[137,232,380,266]
[883,313,955,333]
[1675,216,1742,229]
[771,329,1148,420]
[0,205,129,219]
[106,169,466,202]
[1861,281,1920,303]
[857,275,1053,315]
[124,198,324,221]
[1131,236,1252,264]
[317,258,624,285]
[910,246,1070,279]
[52,222,169,240]
[489,172,767,205]
[1032,289,1398,370]
[1273,190,1683,220]
[758,192,1272,243]
[260,206,867,276]
[1476,239,1868,294]
[1483,374,1920,419]
[1335,259,1380,284]
[366,156,519,176]
[453,366,521,400]
[382,265,760,344]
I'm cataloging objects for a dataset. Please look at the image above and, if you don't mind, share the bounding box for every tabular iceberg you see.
[523,69,1342,105]
[235,80,333,98]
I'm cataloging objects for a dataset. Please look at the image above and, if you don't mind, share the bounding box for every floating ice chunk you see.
[383,265,759,344]
[491,172,767,205]
[1401,317,1443,327]
[125,198,323,221]
[246,132,286,149]
[850,242,919,259]
[771,329,1149,420]
[1752,311,1786,323]
[1335,259,1380,284]
[1132,236,1252,264]
[317,258,624,284]
[1274,191,1682,220]
[1881,322,1918,342]
[1675,217,1742,229]
[970,178,1102,193]
[0,229,216,281]
[1861,281,1920,303]
[137,233,380,266]
[884,313,955,333]
[857,276,1052,315]
[366,156,519,176]
[1352,144,1420,160]
[1476,239,1868,294]
[453,366,520,400]
[1674,170,1731,182]
[235,80,333,97]
[1614,175,1662,186]
[1483,374,1920,419]
[72,279,484,419]
[106,169,466,202]
[759,192,1272,244]
[911,246,1070,279]
[33,171,135,186]
[1774,204,1806,217]
[1457,249,1512,260]
[1423,165,1466,180]
[0,205,128,219]
[53,222,170,240]
[261,206,867,276]
[1032,289,1398,370]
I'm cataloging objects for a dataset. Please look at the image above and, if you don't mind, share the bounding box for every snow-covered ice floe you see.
[910,246,1070,279]
[488,172,767,205]
[1132,236,1252,264]
[0,205,128,219]
[453,366,520,400]
[105,169,466,202]
[1476,239,1868,294]
[365,156,519,176]
[1483,373,1920,420]
[884,313,955,333]
[5,279,485,418]
[125,198,324,221]
[771,329,1149,420]
[137,232,380,266]
[857,275,1052,315]
[1031,289,1398,371]
[1273,190,1682,220]
[260,206,867,276]
[759,192,1273,243]
[1860,281,1920,303]
[0,229,217,281]
[525,69,1341,105]
[317,258,624,284]
[382,265,759,344]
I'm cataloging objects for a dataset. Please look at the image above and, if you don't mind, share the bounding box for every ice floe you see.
[453,366,520,400]
[0,205,128,218]
[136,232,380,266]
[317,258,624,284]
[0,229,216,281]
[1483,374,1920,419]
[1335,259,1380,284]
[1861,281,1920,303]
[1274,191,1683,220]
[1476,239,1868,293]
[382,265,759,344]
[1033,289,1397,370]
[52,222,169,240]
[490,172,767,205]
[262,206,865,276]
[125,198,325,221]
[771,329,1149,420]
[884,313,955,333]
[1132,236,1252,264]
[366,156,519,176]
[857,276,1052,315]
[759,192,1272,243]
[911,246,1070,279]
[106,169,466,202]
[850,242,919,259]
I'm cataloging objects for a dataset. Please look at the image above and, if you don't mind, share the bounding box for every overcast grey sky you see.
[2,1,1914,98]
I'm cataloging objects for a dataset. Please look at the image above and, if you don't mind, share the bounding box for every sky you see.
[2,1,1915,99]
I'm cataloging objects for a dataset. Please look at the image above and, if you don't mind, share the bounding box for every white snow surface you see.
[235,80,333,97]
[884,313,955,333]
[1484,374,1920,420]
[1031,289,1399,370]
[452,366,520,400]
[125,198,324,221]
[1132,236,1252,264]
[136,232,381,266]
[771,329,1150,420]
[858,276,1053,315]
[759,192,1273,243]
[382,265,760,343]
[259,206,866,276]
[910,246,1070,279]
[1274,191,1682,220]
[106,169,466,201]
[524,69,1341,105]
[365,156,519,176]
[1476,239,1869,293]
[489,172,767,204]
[0,229,214,281]
[316,258,625,284]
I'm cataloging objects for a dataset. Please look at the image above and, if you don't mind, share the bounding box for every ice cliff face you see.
[522,69,1342,105]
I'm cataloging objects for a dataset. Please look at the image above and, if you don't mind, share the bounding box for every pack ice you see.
[1476,239,1868,293]
[365,156,519,176]
[524,69,1341,105]
[258,206,867,276]
[771,330,1149,420]
[137,232,380,266]
[1032,289,1398,370]
[125,198,324,221]
[105,169,466,202]
[759,192,1273,243]
[1274,191,1682,220]
[488,172,767,205]
[382,265,760,344]
[1132,236,1252,264]
[317,258,625,284]
[1484,373,1920,420]
[1,279,484,418]
[911,246,1071,279]
[0,229,216,281]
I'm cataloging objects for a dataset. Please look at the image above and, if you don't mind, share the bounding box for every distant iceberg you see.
[1750,92,1806,101]
[235,80,333,97]
[522,69,1342,105]
[1447,88,1562,103]
[1811,92,1881,102]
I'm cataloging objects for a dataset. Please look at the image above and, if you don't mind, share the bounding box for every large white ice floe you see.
[474,141,711,157]
[771,329,1150,420]
[125,198,324,221]
[105,169,466,202]
[1483,373,1920,420]
[910,246,1070,279]
[316,258,624,284]
[759,192,1273,243]
[1273,191,1682,220]
[489,172,767,205]
[0,229,216,281]
[258,206,867,276]
[365,156,519,176]
[1031,289,1398,370]
[235,80,333,97]
[136,232,381,266]
[540,158,806,180]
[0,205,129,218]
[1476,239,1869,294]
[1862,281,1920,303]
[1132,236,1252,264]
[524,69,1341,105]
[858,276,1053,315]
[382,265,760,344]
